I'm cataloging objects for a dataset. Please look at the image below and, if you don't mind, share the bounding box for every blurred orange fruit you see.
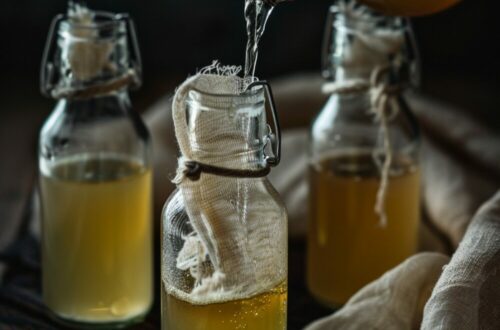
[359,0,461,16]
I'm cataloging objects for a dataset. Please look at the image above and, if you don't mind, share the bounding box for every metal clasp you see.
[40,14,64,97]
[246,80,281,167]
[115,13,143,90]
[321,5,338,80]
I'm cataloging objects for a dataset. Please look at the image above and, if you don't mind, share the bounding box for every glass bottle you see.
[307,2,421,308]
[161,78,288,330]
[39,5,152,327]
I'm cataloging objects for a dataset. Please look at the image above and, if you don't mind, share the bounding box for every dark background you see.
[0,0,499,122]
[0,1,498,328]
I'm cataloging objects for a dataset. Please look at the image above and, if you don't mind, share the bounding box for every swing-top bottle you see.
[39,4,152,327]
[307,2,421,307]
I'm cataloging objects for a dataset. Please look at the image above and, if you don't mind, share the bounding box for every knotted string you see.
[322,66,402,227]
[172,63,272,185]
[173,157,271,185]
[51,69,139,99]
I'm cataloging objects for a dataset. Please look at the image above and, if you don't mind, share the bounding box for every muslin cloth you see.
[305,253,450,330]
[145,74,500,329]
[163,72,287,305]
[422,191,500,330]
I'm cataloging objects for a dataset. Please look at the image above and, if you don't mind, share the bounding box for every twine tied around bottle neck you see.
[322,65,403,227]
[51,69,139,99]
[173,158,271,184]
[171,72,281,185]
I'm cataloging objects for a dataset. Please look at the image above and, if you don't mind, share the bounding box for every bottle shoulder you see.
[39,93,151,164]
[311,93,420,156]
[162,188,184,224]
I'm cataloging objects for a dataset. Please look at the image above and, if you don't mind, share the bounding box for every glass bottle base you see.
[48,309,149,329]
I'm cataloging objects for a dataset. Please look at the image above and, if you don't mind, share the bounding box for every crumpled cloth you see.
[305,253,450,330]
[422,191,500,330]
[145,74,500,329]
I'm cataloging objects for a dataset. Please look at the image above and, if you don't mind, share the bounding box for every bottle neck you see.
[42,7,142,99]
[322,3,417,87]
[184,89,268,171]
[330,66,378,83]
[58,89,132,116]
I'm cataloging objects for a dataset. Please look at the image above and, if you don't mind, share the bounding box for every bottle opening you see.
[60,11,127,41]
[41,3,142,99]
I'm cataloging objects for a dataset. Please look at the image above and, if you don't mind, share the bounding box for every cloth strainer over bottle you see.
[162,65,288,306]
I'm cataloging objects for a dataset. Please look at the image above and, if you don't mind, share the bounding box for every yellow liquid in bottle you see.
[40,156,153,324]
[307,153,420,307]
[359,0,460,16]
[161,282,287,330]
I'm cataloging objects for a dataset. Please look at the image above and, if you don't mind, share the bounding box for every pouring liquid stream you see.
[244,0,282,78]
